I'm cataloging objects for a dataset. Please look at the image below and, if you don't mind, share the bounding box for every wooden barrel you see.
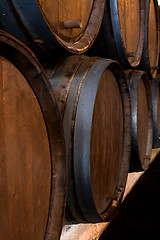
[45,55,131,223]
[88,0,145,69]
[0,0,105,55]
[151,76,160,148]
[0,31,66,240]
[138,0,159,79]
[126,70,153,172]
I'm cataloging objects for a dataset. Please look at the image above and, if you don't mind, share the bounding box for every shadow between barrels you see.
[99,152,160,240]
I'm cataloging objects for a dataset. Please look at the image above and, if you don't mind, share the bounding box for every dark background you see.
[99,152,160,240]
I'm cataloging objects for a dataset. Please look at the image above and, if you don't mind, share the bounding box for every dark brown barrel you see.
[126,70,153,172]
[151,75,160,148]
[0,0,105,56]
[45,55,131,223]
[88,0,145,69]
[0,32,66,240]
[138,0,159,79]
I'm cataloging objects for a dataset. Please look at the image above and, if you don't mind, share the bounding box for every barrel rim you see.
[126,70,153,171]
[73,58,131,222]
[11,0,106,54]
[0,31,66,240]
[109,0,145,68]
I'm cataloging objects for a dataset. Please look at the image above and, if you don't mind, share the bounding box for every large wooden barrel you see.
[0,31,66,240]
[88,0,145,69]
[126,70,153,171]
[138,0,159,79]
[45,55,131,223]
[151,76,160,148]
[0,0,105,56]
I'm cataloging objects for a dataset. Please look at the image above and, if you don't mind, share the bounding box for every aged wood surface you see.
[0,57,51,240]
[38,0,94,38]
[90,69,123,214]
[117,0,140,62]
[60,148,160,240]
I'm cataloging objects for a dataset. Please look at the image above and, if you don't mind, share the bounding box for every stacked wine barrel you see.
[0,0,159,239]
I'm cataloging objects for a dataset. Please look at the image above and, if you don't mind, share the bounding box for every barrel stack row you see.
[0,0,159,240]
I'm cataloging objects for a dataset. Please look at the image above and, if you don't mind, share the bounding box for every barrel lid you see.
[9,0,106,54]
[0,31,66,240]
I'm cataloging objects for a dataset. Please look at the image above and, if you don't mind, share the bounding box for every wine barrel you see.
[126,70,153,172]
[151,76,160,148]
[88,0,145,69]
[45,55,131,223]
[138,0,159,79]
[0,31,66,240]
[0,0,105,55]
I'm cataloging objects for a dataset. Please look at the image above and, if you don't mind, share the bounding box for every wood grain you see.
[38,0,94,39]
[90,69,123,214]
[117,0,140,62]
[0,56,51,240]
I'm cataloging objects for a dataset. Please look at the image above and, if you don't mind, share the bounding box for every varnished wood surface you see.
[117,0,140,63]
[38,0,94,40]
[60,149,160,240]
[0,56,51,240]
[90,69,123,214]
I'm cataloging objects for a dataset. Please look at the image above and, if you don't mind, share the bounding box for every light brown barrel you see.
[45,55,131,223]
[0,32,66,240]
[126,70,153,171]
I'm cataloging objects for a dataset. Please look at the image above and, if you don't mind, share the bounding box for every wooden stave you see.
[47,55,131,223]
[0,0,105,54]
[126,70,153,172]
[0,31,66,240]
[138,0,159,79]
